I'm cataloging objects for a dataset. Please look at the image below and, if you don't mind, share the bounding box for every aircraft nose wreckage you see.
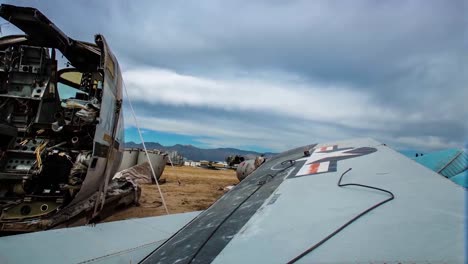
[0,5,140,232]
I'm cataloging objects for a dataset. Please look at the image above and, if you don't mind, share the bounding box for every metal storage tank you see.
[117,148,139,171]
[137,150,167,180]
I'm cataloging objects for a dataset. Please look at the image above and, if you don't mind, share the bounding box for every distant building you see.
[184,160,201,167]
[198,160,227,169]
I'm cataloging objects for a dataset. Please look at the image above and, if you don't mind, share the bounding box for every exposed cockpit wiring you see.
[287,167,395,263]
[122,81,169,215]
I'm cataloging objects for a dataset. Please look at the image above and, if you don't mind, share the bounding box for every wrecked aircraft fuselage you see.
[0,4,139,232]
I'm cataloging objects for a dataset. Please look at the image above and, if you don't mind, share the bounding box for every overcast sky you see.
[3,0,467,152]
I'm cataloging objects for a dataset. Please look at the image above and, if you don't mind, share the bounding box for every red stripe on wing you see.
[308,163,320,174]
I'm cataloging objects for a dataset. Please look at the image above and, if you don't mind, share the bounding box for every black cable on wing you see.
[287,168,395,264]
[187,159,296,263]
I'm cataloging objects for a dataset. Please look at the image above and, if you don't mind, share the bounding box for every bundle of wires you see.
[34,141,49,170]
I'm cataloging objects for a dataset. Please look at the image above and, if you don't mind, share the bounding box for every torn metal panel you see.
[114,161,165,184]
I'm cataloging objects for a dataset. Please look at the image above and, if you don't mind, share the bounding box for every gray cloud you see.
[3,0,466,151]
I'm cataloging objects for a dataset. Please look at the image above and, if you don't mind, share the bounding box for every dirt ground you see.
[104,166,238,222]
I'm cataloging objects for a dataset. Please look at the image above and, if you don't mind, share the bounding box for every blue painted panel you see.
[412,149,460,172]
[439,151,468,178]
[451,171,468,188]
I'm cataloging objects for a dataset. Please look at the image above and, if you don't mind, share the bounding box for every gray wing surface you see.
[0,211,200,264]
[142,138,465,263]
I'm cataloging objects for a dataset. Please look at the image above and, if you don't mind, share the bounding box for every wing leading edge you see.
[0,211,200,264]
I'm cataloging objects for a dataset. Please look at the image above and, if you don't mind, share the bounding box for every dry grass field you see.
[104,166,238,222]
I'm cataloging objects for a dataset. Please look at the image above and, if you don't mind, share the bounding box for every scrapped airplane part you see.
[114,161,165,184]
[236,156,266,181]
[410,148,468,187]
[137,149,167,178]
[451,171,468,187]
[0,4,138,232]
[236,159,256,181]
[1,138,463,263]
[226,155,245,167]
[118,148,139,171]
[117,148,167,180]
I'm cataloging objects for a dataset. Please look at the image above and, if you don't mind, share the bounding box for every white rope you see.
[167,154,174,168]
[122,81,170,215]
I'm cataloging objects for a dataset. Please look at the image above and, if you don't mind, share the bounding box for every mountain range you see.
[124,142,276,161]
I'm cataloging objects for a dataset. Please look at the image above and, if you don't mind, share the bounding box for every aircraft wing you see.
[141,138,465,263]
[0,138,465,263]
[0,211,200,264]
